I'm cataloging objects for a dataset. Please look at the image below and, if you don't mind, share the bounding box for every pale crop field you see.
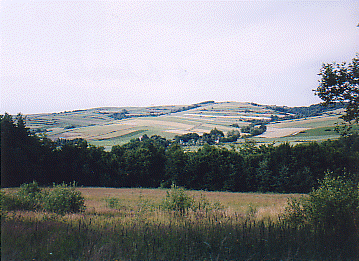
[268,115,342,129]
[253,113,345,143]
[48,123,141,141]
[256,126,309,138]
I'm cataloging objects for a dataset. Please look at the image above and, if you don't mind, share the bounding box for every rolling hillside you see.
[25,101,348,148]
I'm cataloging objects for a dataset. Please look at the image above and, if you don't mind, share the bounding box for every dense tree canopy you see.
[1,113,54,187]
[2,114,358,192]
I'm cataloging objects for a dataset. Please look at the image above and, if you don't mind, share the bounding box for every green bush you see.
[161,184,194,214]
[192,193,224,212]
[1,190,22,212]
[1,182,86,215]
[105,197,120,209]
[307,175,359,232]
[16,181,43,210]
[1,181,43,211]
[161,186,224,215]
[18,181,41,196]
[282,197,306,227]
[284,174,359,234]
[42,183,85,214]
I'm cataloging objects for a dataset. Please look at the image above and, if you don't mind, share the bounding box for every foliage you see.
[174,132,200,143]
[111,111,128,120]
[315,54,359,133]
[1,182,85,214]
[161,184,194,214]
[267,103,345,119]
[191,193,224,212]
[105,197,120,209]
[176,128,233,145]
[1,190,23,212]
[161,185,224,215]
[17,181,42,198]
[2,191,358,260]
[1,113,53,187]
[1,181,43,211]
[16,181,43,210]
[2,113,359,193]
[229,123,240,128]
[220,129,240,142]
[119,137,166,187]
[284,174,359,235]
[240,123,267,136]
[137,193,156,212]
[185,144,245,191]
[307,175,359,232]
[163,143,188,187]
[281,197,306,227]
[64,124,77,129]
[42,183,85,214]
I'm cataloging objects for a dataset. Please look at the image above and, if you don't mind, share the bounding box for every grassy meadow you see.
[79,188,298,220]
[2,187,357,260]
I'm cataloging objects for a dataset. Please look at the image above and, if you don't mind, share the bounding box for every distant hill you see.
[24,101,347,147]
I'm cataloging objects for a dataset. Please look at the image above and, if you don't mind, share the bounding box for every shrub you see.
[282,197,306,227]
[192,193,224,212]
[1,190,22,212]
[161,184,194,214]
[16,181,43,210]
[1,182,86,214]
[105,197,120,209]
[161,186,225,215]
[284,174,359,234]
[42,183,85,214]
[18,181,41,196]
[307,175,359,232]
[1,181,43,211]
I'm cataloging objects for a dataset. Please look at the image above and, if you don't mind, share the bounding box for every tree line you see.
[266,103,346,119]
[1,112,358,192]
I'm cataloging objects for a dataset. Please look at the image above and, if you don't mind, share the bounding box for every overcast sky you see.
[1,1,358,114]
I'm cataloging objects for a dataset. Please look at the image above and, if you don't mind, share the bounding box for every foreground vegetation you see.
[2,179,358,260]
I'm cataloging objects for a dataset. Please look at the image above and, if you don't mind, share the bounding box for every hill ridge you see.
[24,101,346,147]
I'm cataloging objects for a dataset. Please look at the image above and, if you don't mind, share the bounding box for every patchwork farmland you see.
[25,101,349,148]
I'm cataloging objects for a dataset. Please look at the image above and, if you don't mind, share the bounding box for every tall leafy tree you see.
[315,54,359,133]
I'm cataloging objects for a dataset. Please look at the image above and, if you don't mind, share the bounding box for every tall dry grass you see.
[79,187,302,219]
[2,187,356,260]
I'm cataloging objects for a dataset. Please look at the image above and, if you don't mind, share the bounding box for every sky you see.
[1,1,358,114]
